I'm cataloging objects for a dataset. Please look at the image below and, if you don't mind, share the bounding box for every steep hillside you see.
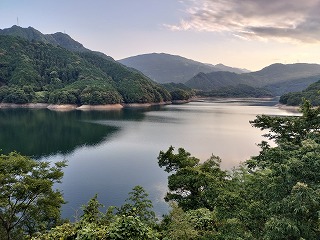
[0,35,171,105]
[279,79,320,106]
[185,71,256,90]
[118,53,248,83]
[0,25,116,63]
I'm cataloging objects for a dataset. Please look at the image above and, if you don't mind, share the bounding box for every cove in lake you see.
[0,98,297,219]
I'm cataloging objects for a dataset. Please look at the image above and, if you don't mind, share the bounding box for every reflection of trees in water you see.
[0,109,132,158]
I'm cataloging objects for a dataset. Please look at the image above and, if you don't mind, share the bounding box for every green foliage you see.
[118,186,157,226]
[0,152,66,240]
[160,203,199,240]
[198,84,273,98]
[80,52,171,104]
[157,100,320,239]
[158,146,200,173]
[0,35,170,105]
[158,147,228,211]
[279,79,320,106]
[107,215,159,240]
[250,100,320,145]
[162,83,194,101]
[32,186,159,240]
[80,194,104,224]
[240,100,320,239]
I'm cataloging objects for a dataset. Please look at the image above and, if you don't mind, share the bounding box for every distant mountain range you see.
[119,52,320,96]
[186,63,320,95]
[119,53,250,84]
[0,26,171,105]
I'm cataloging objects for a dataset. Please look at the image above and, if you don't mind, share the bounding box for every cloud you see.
[168,0,320,43]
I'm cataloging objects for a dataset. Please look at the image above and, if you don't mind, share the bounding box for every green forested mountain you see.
[280,79,320,106]
[186,63,320,95]
[119,53,249,84]
[0,25,117,62]
[0,34,171,105]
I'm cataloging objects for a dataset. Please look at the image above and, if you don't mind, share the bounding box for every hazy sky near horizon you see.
[1,0,320,71]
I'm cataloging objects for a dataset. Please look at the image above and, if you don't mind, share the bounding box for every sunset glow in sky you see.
[1,0,320,71]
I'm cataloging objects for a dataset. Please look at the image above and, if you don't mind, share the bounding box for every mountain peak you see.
[119,53,250,83]
[0,25,88,52]
[0,25,48,43]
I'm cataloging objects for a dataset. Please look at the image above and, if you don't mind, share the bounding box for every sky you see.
[1,0,320,71]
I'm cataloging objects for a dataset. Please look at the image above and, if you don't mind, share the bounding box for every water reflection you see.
[0,109,121,158]
[0,99,298,219]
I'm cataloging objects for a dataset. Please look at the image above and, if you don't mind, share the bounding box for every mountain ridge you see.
[0,28,171,105]
[118,53,249,84]
[2,25,319,98]
[0,25,89,52]
[186,63,320,95]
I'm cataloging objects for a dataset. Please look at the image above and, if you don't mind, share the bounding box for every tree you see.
[160,202,199,240]
[80,194,103,224]
[32,186,159,240]
[118,185,156,226]
[242,100,320,239]
[158,146,200,173]
[158,100,320,239]
[249,99,320,146]
[158,146,227,211]
[0,152,66,240]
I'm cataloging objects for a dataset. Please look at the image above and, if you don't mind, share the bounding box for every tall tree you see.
[158,146,227,211]
[0,152,66,240]
[118,185,156,225]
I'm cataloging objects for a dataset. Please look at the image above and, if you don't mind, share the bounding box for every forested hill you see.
[119,53,249,84]
[186,63,320,95]
[280,79,320,106]
[0,35,171,105]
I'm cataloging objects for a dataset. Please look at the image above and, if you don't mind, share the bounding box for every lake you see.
[0,98,297,219]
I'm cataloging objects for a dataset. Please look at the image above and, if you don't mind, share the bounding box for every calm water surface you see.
[0,99,297,219]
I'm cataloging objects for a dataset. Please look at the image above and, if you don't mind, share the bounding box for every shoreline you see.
[191,96,276,101]
[122,101,171,108]
[275,103,300,113]
[0,101,173,111]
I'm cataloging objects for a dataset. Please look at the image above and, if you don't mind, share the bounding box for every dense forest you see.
[161,83,195,101]
[280,80,320,106]
[197,84,273,98]
[1,100,320,239]
[0,35,171,105]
